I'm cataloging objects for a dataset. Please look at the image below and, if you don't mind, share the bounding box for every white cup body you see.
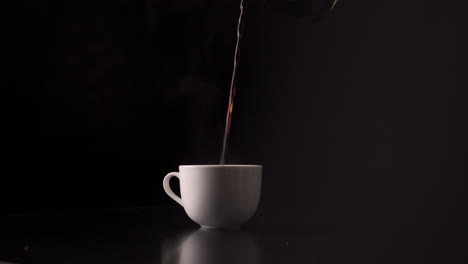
[163,165,262,229]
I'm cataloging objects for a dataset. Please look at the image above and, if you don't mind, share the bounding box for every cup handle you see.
[163,172,183,207]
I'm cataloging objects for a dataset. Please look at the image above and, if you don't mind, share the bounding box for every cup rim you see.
[179,164,262,168]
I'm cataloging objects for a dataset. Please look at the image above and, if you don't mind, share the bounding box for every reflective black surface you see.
[0,207,464,263]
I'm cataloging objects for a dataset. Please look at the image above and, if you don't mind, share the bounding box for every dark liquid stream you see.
[220,0,247,165]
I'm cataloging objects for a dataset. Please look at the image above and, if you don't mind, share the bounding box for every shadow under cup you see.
[163,165,262,229]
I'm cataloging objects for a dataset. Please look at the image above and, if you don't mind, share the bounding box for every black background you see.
[1,0,466,241]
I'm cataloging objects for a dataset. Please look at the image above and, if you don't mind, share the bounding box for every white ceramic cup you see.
[163,165,262,229]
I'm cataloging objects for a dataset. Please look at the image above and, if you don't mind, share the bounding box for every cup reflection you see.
[162,229,260,264]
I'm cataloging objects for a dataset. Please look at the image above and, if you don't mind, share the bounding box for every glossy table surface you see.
[0,206,462,264]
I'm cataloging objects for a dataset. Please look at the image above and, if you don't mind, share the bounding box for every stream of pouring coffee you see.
[220,0,247,165]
